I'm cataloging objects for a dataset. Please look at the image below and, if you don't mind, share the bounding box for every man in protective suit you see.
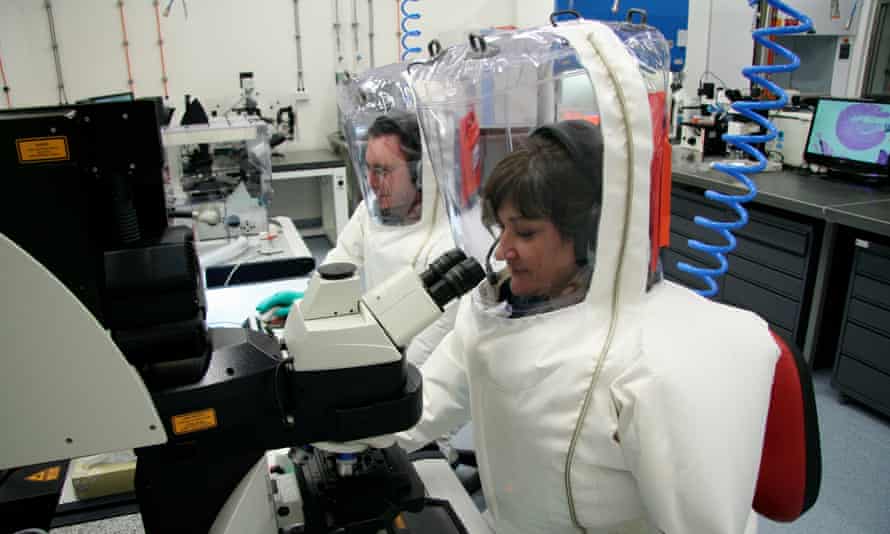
[259,64,456,368]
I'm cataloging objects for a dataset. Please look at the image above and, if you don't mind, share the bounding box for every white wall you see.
[847,0,878,96]
[683,0,754,100]
[0,0,877,149]
[0,0,514,150]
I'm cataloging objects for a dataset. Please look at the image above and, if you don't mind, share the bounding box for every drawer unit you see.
[669,231,722,269]
[834,356,890,417]
[833,239,890,417]
[727,254,804,301]
[847,299,890,338]
[663,248,724,297]
[672,188,812,256]
[851,274,890,311]
[723,275,799,332]
[667,184,819,349]
[855,245,890,284]
[839,322,890,376]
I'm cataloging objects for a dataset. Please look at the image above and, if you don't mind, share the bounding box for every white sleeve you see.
[611,341,777,534]
[404,298,458,367]
[322,202,366,268]
[396,306,471,452]
[404,227,458,367]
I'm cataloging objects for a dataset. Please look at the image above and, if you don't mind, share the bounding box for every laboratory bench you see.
[669,149,890,417]
[269,148,349,244]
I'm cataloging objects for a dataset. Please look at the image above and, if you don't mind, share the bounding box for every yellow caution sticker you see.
[171,408,218,435]
[16,136,70,163]
[25,466,61,482]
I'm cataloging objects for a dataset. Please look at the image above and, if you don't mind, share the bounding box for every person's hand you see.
[256,291,304,321]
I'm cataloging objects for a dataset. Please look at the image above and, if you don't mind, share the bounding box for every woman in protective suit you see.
[398,20,779,534]
[259,63,456,367]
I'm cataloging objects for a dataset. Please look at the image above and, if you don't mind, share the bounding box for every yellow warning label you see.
[16,136,70,163]
[172,408,218,435]
[25,466,61,482]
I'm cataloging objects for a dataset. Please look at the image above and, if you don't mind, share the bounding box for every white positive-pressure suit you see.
[398,21,779,534]
[324,192,456,367]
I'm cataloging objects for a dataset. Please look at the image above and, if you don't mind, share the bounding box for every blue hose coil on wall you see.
[677,0,813,297]
[400,0,422,61]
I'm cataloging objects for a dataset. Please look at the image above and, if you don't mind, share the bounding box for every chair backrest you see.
[753,332,822,521]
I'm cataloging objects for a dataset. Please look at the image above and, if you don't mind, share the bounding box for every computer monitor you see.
[804,97,890,179]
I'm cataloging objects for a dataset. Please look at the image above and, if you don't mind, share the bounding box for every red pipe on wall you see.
[153,0,170,98]
[118,0,135,94]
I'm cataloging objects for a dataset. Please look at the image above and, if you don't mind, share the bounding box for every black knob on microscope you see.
[318,262,357,281]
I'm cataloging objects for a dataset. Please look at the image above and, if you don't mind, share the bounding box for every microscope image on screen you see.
[807,100,890,167]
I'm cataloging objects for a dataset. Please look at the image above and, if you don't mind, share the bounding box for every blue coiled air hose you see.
[400,0,422,61]
[677,0,813,297]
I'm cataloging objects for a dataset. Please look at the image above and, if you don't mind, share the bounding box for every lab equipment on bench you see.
[0,99,486,534]
[766,109,813,168]
[679,81,728,157]
[163,111,274,241]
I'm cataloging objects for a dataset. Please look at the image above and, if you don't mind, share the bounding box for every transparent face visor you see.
[338,64,424,227]
[412,23,670,315]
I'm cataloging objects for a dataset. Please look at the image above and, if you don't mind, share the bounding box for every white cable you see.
[199,235,249,267]
[223,251,258,287]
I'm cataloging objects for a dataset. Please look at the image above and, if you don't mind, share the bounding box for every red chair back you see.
[753,332,821,521]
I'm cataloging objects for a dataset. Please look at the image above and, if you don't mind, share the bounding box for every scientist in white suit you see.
[398,21,778,534]
[259,63,456,367]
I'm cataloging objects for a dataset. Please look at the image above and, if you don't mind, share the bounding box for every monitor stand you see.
[824,165,889,187]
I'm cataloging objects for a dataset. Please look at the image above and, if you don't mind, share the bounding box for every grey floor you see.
[759,369,890,534]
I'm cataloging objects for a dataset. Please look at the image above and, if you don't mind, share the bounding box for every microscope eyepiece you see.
[420,249,467,289]
[427,257,485,308]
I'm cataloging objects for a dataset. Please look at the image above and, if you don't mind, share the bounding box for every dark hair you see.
[482,132,601,245]
[367,111,422,163]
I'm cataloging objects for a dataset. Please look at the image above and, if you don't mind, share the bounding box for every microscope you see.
[0,99,483,533]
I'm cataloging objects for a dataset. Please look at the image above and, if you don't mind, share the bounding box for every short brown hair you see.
[482,133,600,243]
